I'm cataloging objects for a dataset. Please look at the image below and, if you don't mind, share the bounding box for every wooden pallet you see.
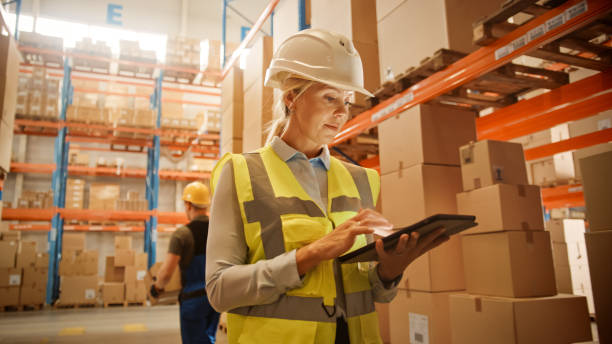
[163,66,199,84]
[104,301,127,308]
[54,302,97,309]
[125,301,146,307]
[21,304,44,311]
[0,305,22,312]
[474,1,612,71]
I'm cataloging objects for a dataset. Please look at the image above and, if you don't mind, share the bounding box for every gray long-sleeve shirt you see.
[205,137,398,314]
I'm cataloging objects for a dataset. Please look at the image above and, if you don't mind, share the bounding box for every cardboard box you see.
[456,184,544,234]
[570,263,595,314]
[572,142,612,181]
[400,235,464,292]
[579,151,612,232]
[221,66,243,113]
[22,267,46,289]
[221,138,243,155]
[584,230,612,343]
[125,266,148,286]
[528,152,575,186]
[0,241,17,268]
[102,282,125,304]
[554,264,573,294]
[89,183,121,211]
[134,253,148,269]
[0,33,20,172]
[0,287,20,306]
[115,249,135,267]
[221,102,244,142]
[75,250,98,276]
[381,164,462,228]
[59,275,98,305]
[59,251,77,276]
[462,231,557,297]
[389,290,454,344]
[449,293,592,344]
[19,286,45,306]
[0,268,22,287]
[0,230,20,242]
[104,256,125,283]
[126,280,147,303]
[568,110,612,138]
[375,303,390,344]
[243,36,273,92]
[378,104,476,174]
[62,233,85,254]
[546,219,586,244]
[146,262,181,305]
[459,140,528,191]
[242,83,274,152]
[114,236,132,250]
[16,241,37,268]
[35,253,49,269]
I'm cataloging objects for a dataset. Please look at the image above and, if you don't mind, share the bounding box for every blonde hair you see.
[265,77,315,145]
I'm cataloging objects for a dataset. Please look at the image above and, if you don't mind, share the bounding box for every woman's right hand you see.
[295,209,391,276]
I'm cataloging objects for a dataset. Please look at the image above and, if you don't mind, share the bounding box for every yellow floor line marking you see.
[58,327,85,336]
[123,323,148,333]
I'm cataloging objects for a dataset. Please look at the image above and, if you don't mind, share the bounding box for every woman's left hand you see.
[374,228,450,283]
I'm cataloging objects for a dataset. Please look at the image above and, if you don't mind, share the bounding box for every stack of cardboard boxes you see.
[378,104,476,343]
[221,66,244,155]
[449,139,592,343]
[311,0,380,111]
[242,36,273,152]
[189,158,217,173]
[89,183,120,211]
[68,148,90,166]
[580,150,612,343]
[118,40,156,76]
[58,233,99,306]
[547,219,594,314]
[15,67,60,120]
[166,36,201,69]
[103,236,148,306]
[115,191,148,212]
[69,38,112,71]
[18,32,63,65]
[0,231,48,309]
[0,27,19,177]
[16,190,53,209]
[65,178,85,210]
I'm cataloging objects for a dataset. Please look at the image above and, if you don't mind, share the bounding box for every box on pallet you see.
[381,164,462,228]
[59,275,98,305]
[35,253,49,268]
[400,235,464,292]
[105,256,125,283]
[0,268,22,287]
[579,150,612,232]
[0,287,20,306]
[20,267,47,305]
[115,249,135,267]
[114,236,132,250]
[89,183,120,211]
[62,233,85,254]
[16,241,37,268]
[462,231,556,298]
[378,104,476,174]
[449,294,592,344]
[102,282,125,304]
[459,140,528,191]
[456,184,544,234]
[0,241,17,268]
[528,152,575,186]
[390,290,454,344]
[585,230,612,343]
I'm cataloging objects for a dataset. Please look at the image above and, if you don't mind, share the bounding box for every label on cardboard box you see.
[9,274,21,286]
[409,313,429,344]
[85,288,96,300]
[137,270,146,281]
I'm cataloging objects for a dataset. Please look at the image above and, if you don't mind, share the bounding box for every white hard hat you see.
[264,28,374,97]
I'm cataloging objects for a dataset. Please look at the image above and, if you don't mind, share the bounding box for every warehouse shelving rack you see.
[2,29,226,303]
[330,0,612,210]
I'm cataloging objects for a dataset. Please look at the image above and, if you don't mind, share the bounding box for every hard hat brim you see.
[265,69,374,98]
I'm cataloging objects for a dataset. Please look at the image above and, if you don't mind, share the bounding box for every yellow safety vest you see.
[211,145,383,344]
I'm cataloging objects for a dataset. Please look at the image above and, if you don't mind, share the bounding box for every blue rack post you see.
[46,59,72,304]
[298,0,309,31]
[145,72,163,268]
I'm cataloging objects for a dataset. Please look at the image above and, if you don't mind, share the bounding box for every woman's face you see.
[288,83,353,146]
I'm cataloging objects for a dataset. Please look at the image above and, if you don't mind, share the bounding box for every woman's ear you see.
[283,91,295,111]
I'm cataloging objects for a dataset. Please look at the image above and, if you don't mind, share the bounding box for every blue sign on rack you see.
[107,3,123,26]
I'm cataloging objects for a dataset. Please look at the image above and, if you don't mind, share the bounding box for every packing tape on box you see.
[461,145,474,165]
[474,297,482,312]
[521,222,530,230]
[525,231,535,244]
[473,178,481,189]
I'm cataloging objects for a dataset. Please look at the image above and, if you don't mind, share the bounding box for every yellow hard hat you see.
[182,181,210,207]
[264,28,373,97]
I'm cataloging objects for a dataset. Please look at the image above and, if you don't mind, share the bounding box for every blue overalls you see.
[179,218,220,344]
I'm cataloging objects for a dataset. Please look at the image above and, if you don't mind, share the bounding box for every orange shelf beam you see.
[331,0,612,146]
[2,208,188,225]
[541,184,585,209]
[9,162,211,181]
[8,223,178,233]
[2,208,55,221]
[524,128,612,161]
[477,69,612,141]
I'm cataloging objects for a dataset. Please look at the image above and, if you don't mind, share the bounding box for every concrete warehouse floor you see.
[0,305,599,343]
[0,305,228,344]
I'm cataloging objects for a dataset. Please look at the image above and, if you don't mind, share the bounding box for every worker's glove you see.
[150,284,161,298]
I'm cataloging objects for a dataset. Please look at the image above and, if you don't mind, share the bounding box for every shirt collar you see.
[270,136,330,171]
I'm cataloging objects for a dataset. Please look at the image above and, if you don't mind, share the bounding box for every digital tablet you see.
[338,214,477,264]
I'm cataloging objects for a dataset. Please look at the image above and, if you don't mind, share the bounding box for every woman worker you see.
[206,28,449,343]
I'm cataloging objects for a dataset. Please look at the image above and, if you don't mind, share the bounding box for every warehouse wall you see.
[14,0,273,42]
